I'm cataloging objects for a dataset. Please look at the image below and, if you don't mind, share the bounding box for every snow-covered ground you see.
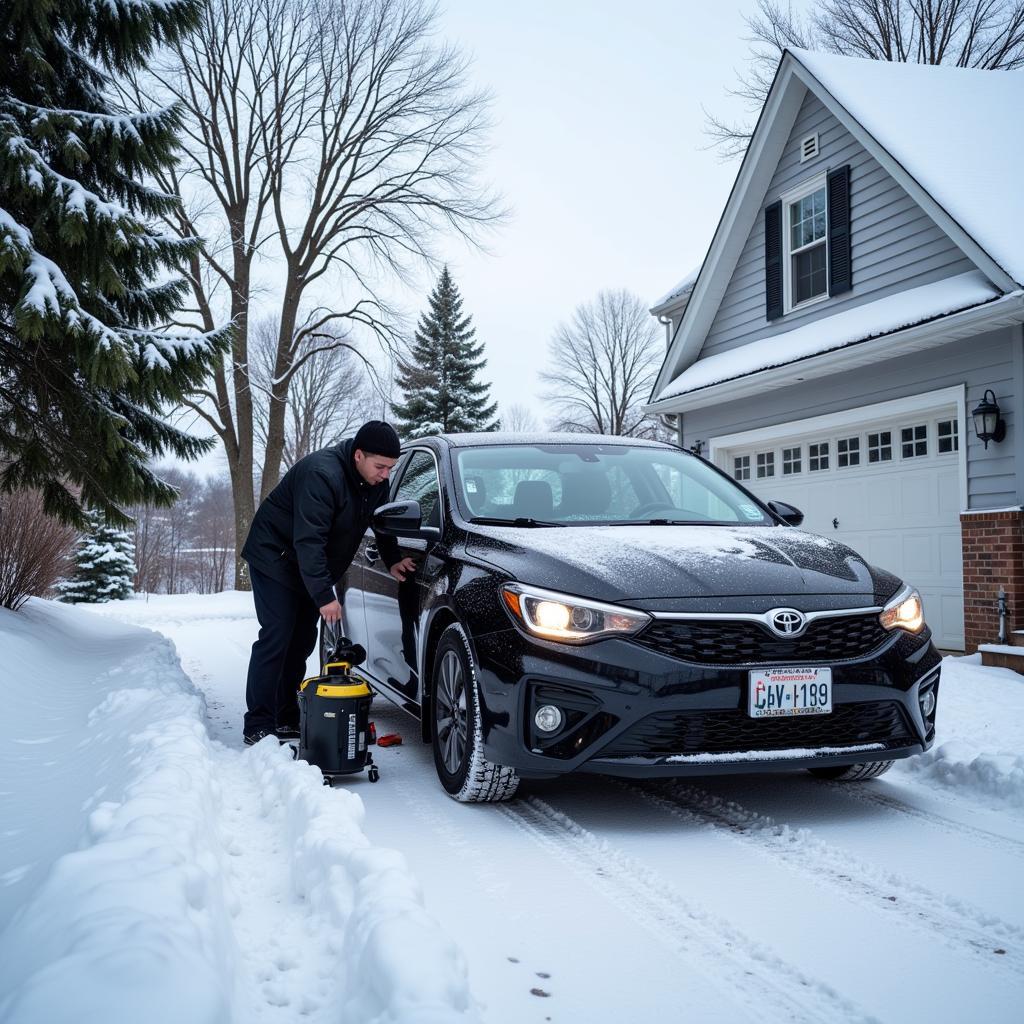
[3,592,1024,1023]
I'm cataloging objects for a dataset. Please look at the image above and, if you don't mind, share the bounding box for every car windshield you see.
[452,443,774,526]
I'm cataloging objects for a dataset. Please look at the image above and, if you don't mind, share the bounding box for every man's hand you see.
[390,556,417,582]
[319,599,343,624]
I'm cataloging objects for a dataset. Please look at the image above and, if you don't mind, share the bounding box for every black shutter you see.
[764,200,783,320]
[827,164,852,296]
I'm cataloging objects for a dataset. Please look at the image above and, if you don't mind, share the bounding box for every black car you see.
[336,433,941,803]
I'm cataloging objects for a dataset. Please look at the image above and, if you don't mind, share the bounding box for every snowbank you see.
[895,653,1024,809]
[0,600,478,1023]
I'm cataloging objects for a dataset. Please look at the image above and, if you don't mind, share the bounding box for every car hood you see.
[464,524,898,608]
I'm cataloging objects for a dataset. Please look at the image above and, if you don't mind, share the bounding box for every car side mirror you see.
[372,499,441,542]
[767,500,804,527]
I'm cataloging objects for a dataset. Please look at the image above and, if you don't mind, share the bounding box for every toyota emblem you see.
[769,609,806,636]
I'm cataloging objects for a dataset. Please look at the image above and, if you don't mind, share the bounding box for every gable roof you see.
[649,50,1024,406]
[794,50,1023,285]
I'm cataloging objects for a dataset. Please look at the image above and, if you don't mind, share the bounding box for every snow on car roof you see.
[439,432,673,448]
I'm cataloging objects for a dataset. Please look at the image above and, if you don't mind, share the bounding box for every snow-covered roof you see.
[440,432,670,448]
[651,266,700,313]
[793,49,1024,285]
[656,270,1001,401]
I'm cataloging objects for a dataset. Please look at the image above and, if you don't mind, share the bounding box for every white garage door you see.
[717,401,964,650]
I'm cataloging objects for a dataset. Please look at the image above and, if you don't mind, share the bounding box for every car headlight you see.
[500,584,651,644]
[879,586,925,633]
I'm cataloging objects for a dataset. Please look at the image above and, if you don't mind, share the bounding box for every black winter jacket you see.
[241,439,400,607]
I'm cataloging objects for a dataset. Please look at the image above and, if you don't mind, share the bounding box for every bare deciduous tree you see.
[540,290,664,438]
[707,0,1024,157]
[139,0,501,585]
[250,318,375,475]
[502,403,540,433]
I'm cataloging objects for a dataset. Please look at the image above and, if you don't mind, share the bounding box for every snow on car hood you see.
[465,524,885,604]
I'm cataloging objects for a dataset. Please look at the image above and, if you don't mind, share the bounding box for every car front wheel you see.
[808,760,894,781]
[432,623,519,803]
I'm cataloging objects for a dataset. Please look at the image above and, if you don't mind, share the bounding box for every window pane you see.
[809,442,830,471]
[783,446,801,474]
[756,452,775,479]
[794,243,827,304]
[938,420,959,453]
[868,431,892,463]
[395,451,441,526]
[901,424,928,458]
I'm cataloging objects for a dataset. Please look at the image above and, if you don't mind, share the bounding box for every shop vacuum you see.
[297,621,379,784]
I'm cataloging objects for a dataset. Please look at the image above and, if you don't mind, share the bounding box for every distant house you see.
[646,50,1024,652]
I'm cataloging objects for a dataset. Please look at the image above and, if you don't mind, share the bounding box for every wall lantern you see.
[972,389,1006,449]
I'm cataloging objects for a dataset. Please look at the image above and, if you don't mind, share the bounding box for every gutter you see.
[644,289,1024,416]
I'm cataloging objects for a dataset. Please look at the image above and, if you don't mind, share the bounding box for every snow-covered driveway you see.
[4,592,1024,1023]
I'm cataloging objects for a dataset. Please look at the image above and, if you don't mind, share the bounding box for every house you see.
[645,50,1024,653]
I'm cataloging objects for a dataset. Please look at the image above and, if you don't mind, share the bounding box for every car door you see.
[361,448,443,705]
[335,452,410,660]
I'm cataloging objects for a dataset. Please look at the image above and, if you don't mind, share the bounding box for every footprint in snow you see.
[530,988,551,998]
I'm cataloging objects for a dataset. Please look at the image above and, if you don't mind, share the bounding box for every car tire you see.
[432,623,520,803]
[808,760,895,781]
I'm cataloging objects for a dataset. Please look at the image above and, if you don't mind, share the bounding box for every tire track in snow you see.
[627,780,1024,977]
[820,781,1024,857]
[498,796,877,1024]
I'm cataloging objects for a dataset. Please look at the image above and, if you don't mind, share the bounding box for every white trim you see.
[707,384,968,512]
[960,505,1024,515]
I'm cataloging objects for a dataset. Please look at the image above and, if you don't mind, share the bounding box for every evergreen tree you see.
[392,267,499,438]
[58,510,136,603]
[0,0,228,527]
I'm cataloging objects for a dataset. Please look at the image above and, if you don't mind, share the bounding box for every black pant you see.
[244,566,321,734]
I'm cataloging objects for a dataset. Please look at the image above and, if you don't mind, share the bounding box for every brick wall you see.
[960,509,1024,652]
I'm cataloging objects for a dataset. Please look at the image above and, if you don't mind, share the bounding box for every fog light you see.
[920,689,936,717]
[534,704,563,733]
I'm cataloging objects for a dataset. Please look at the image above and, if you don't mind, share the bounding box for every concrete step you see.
[979,643,1024,674]
[1010,631,1024,648]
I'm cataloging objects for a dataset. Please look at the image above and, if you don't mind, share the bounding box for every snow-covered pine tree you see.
[0,0,228,527]
[392,267,499,438]
[58,510,136,603]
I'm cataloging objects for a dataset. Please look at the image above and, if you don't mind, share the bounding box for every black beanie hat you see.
[352,420,401,458]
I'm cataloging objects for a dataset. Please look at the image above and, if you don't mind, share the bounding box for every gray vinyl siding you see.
[680,326,1021,509]
[700,91,977,359]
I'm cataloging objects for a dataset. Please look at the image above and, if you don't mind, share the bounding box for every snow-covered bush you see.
[58,511,136,603]
[0,488,75,610]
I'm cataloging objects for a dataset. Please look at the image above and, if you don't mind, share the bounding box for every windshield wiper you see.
[468,516,565,528]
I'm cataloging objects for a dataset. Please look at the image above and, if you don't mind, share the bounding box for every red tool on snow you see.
[377,734,403,747]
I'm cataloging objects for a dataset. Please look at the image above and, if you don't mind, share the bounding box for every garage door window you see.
[901,425,928,458]
[783,447,801,474]
[867,431,892,463]
[756,452,775,478]
[734,456,751,481]
[837,436,860,468]
[938,419,959,453]
[808,442,829,471]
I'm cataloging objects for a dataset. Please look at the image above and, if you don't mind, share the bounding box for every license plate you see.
[748,667,832,718]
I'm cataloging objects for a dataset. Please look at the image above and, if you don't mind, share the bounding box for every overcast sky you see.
[411,0,758,424]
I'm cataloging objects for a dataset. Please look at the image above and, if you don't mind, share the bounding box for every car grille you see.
[632,614,890,666]
[601,701,914,758]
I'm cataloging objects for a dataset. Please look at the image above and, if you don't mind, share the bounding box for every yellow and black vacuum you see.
[297,625,378,783]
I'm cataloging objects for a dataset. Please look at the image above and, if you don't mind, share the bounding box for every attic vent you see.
[800,133,820,162]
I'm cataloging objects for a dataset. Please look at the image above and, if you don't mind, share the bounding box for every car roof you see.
[421,432,676,449]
